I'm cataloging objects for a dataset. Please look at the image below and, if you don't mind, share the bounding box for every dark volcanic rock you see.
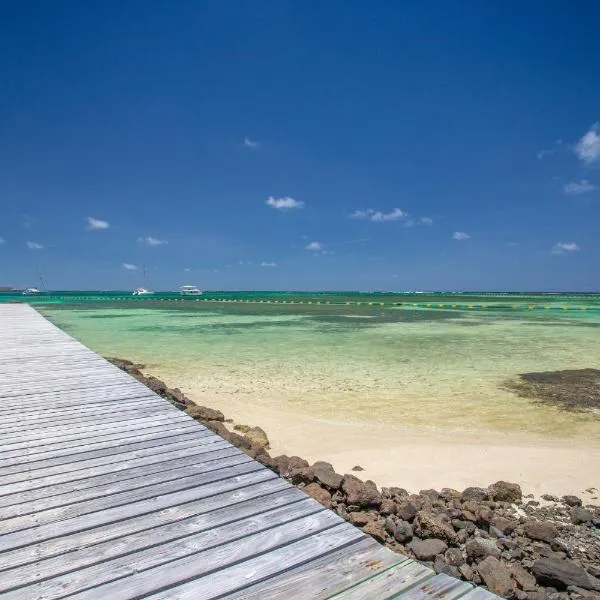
[244,426,269,449]
[274,455,309,477]
[571,507,594,524]
[563,495,583,507]
[303,483,332,509]
[342,475,382,508]
[414,511,456,543]
[488,481,523,504]
[379,499,397,516]
[477,556,516,597]
[312,462,344,490]
[524,521,559,544]
[409,538,448,561]
[465,537,501,562]
[462,487,490,502]
[445,547,464,567]
[511,564,538,591]
[532,558,600,591]
[363,520,387,543]
[386,517,413,543]
[397,500,419,522]
[186,404,225,422]
[491,516,518,535]
[349,511,373,526]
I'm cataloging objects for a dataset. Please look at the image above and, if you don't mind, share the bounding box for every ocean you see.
[5,291,600,492]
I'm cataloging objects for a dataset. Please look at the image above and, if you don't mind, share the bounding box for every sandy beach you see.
[150,369,600,500]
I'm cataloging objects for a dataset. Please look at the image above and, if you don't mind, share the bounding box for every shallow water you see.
[37,294,600,441]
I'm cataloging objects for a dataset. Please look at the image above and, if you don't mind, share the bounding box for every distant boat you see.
[132,288,153,296]
[22,288,41,295]
[132,267,153,295]
[180,285,202,296]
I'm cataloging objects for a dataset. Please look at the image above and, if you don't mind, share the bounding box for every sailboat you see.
[23,264,46,295]
[132,267,154,295]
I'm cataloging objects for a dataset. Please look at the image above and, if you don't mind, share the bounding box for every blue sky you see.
[1,1,599,291]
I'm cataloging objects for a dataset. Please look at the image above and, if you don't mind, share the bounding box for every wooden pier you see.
[0,303,496,599]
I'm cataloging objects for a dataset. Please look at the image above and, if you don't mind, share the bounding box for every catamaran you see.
[22,288,41,295]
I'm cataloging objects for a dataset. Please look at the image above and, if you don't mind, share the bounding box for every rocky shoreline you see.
[109,357,600,600]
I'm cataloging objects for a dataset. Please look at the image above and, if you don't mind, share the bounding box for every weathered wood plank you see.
[328,559,433,599]
[0,451,251,520]
[0,430,205,485]
[387,573,474,600]
[0,478,291,572]
[95,523,366,600]
[0,413,194,458]
[0,442,236,508]
[0,496,322,595]
[28,512,347,600]
[0,469,277,552]
[1,460,263,534]
[0,396,168,430]
[0,423,203,476]
[0,401,177,435]
[224,539,411,600]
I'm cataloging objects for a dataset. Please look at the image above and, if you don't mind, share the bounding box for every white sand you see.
[176,386,600,500]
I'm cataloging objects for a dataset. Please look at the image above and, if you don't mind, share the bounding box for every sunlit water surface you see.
[39,296,600,440]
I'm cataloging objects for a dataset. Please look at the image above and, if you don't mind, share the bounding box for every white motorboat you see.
[22,288,41,295]
[180,285,202,296]
[132,288,153,295]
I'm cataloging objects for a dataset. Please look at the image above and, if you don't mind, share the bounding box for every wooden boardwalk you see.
[0,303,496,599]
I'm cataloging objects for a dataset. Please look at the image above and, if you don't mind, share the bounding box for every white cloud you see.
[244,136,259,149]
[421,217,433,225]
[537,139,563,160]
[138,236,168,246]
[266,196,304,210]
[122,262,138,270]
[86,217,109,230]
[574,124,600,165]
[552,242,580,255]
[26,241,44,249]
[452,232,470,241]
[350,208,407,222]
[306,241,323,251]
[260,261,277,267]
[563,179,596,195]
[184,268,191,272]
[0,237,5,244]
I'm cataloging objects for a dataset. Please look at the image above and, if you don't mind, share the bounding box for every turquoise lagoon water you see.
[8,291,599,441]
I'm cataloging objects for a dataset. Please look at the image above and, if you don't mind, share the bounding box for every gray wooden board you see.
[0,423,203,475]
[0,396,169,429]
[222,539,411,600]
[98,523,367,600]
[0,304,500,600]
[0,443,238,511]
[0,412,194,454]
[0,496,325,596]
[2,460,263,534]
[0,478,291,572]
[0,429,205,484]
[0,452,252,520]
[0,435,210,496]
[328,559,434,599]
[387,573,474,600]
[0,401,178,435]
[0,470,277,552]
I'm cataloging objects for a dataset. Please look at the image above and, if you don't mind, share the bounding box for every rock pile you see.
[109,358,600,600]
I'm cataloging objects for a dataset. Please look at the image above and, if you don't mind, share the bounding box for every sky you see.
[1,1,599,291]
